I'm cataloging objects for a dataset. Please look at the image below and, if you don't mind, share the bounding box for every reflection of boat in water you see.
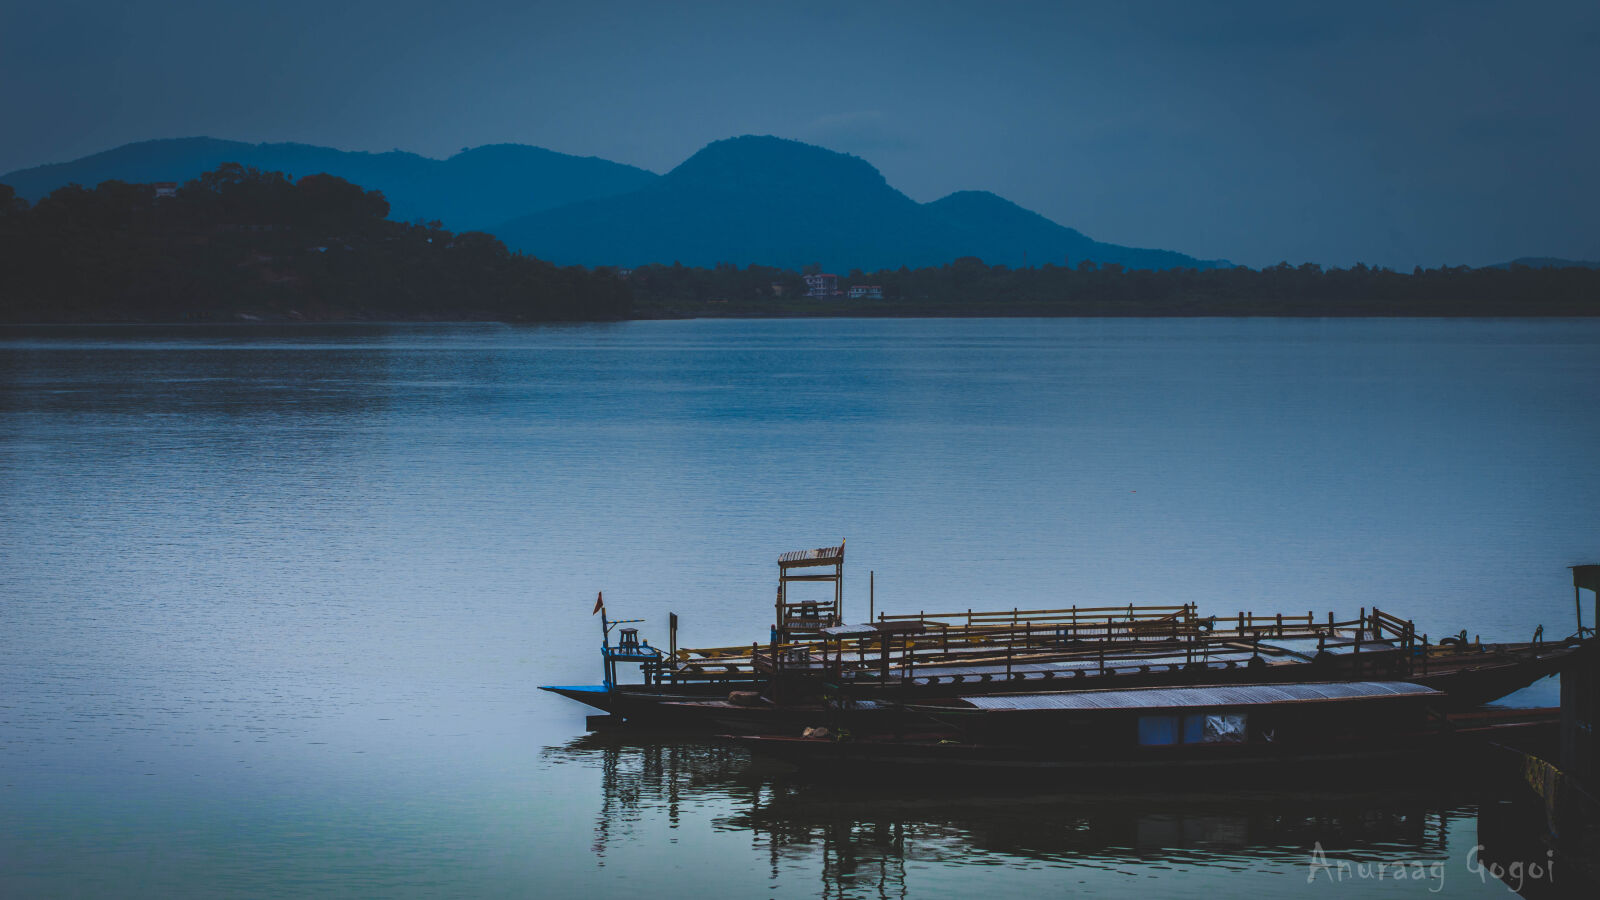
[542,730,1498,897]
[545,728,1477,855]
[541,542,1582,729]
[732,782,1462,867]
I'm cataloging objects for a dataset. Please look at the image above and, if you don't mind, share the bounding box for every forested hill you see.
[0,138,659,233]
[0,165,630,323]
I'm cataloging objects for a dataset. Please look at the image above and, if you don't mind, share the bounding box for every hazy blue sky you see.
[3,0,1596,268]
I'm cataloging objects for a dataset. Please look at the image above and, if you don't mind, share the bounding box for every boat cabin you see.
[912,681,1442,755]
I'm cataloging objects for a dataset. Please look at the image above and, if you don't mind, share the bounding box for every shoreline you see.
[5,311,1600,328]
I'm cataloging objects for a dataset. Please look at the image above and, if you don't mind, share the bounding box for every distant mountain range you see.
[0,138,657,233]
[4,135,1226,271]
[494,136,1224,271]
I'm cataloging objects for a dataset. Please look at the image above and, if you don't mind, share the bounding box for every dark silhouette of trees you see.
[0,165,630,323]
[627,256,1599,318]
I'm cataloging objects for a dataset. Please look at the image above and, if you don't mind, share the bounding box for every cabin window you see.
[1137,715,1179,746]
[1187,712,1247,743]
[1141,712,1248,746]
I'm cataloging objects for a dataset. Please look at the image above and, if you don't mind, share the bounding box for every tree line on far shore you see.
[626,256,1600,317]
[0,165,629,323]
[2,165,1596,323]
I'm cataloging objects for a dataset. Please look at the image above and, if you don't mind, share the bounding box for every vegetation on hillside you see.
[0,137,660,232]
[0,165,630,323]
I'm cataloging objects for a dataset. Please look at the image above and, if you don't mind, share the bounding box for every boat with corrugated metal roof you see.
[540,542,1582,728]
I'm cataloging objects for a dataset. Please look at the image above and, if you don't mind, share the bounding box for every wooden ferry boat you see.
[540,542,1580,727]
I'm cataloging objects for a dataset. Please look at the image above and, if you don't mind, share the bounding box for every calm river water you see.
[3,318,1597,898]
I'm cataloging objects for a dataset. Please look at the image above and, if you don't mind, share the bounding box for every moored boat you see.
[540,542,1584,728]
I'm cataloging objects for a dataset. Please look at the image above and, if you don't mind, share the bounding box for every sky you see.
[2,0,1596,269]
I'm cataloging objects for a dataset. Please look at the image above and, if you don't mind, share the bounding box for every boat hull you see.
[543,641,1576,731]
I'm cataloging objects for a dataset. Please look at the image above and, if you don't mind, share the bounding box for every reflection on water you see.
[547,734,1514,898]
[7,320,1598,897]
[548,735,766,861]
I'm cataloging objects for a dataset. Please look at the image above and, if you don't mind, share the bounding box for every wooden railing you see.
[659,604,1418,684]
[875,603,1195,629]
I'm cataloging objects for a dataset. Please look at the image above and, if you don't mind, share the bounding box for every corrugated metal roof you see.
[953,681,1438,711]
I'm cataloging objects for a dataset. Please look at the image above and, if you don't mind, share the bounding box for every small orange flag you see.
[592,591,604,615]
